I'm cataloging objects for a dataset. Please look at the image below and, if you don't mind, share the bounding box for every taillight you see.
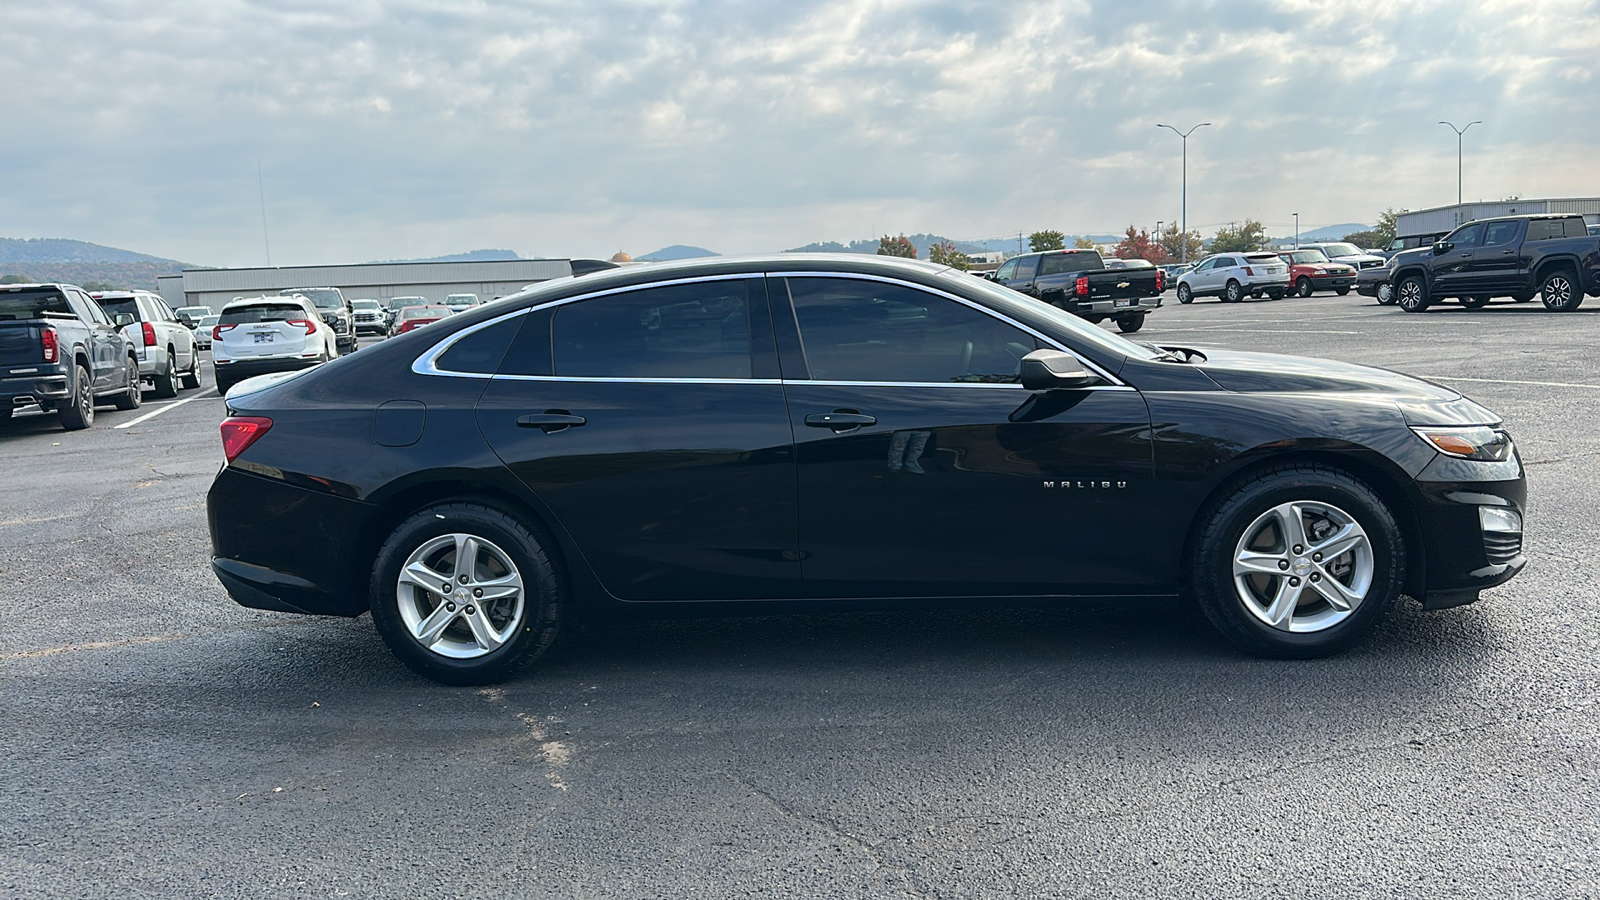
[286,318,316,335]
[141,321,157,347]
[400,321,414,333]
[41,326,59,363]
[220,416,273,464]
[1075,276,1089,297]
[213,324,236,341]
[1244,266,1256,276]
[1155,270,1165,292]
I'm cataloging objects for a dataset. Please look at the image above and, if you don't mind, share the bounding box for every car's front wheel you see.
[1375,283,1395,305]
[1177,284,1193,304]
[1396,276,1430,312]
[1296,277,1313,298]
[371,502,564,685]
[1223,280,1243,303]
[1190,464,1403,658]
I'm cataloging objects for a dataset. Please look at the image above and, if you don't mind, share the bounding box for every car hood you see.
[1190,349,1501,425]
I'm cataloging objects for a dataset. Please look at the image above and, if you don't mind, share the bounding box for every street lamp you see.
[1293,212,1299,249]
[1155,220,1163,253]
[1438,120,1482,207]
[1156,122,1211,264]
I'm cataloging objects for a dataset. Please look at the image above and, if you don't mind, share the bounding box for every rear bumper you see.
[1053,297,1163,318]
[2,371,71,406]
[1244,279,1291,293]
[213,356,322,381]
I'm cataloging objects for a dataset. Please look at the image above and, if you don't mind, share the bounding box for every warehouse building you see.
[1396,197,1600,237]
[156,258,588,314]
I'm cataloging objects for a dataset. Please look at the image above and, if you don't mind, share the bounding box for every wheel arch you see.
[1180,447,1427,600]
[1532,254,1582,284]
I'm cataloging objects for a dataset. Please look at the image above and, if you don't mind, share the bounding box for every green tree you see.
[1072,235,1096,249]
[81,280,120,292]
[877,234,917,258]
[1340,230,1382,248]
[1,274,31,284]
[1158,222,1203,263]
[1209,219,1268,253]
[1111,225,1170,264]
[1029,230,1065,252]
[928,241,969,270]
[1375,208,1399,244]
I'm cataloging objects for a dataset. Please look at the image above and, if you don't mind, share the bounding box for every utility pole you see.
[1156,122,1211,264]
[1438,120,1482,207]
[256,159,272,267]
[1293,212,1299,249]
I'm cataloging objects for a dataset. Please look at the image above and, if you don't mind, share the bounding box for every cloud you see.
[0,0,1594,265]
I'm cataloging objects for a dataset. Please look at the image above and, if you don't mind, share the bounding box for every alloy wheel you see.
[1398,279,1425,311]
[1542,274,1577,311]
[395,533,526,659]
[1232,501,1373,633]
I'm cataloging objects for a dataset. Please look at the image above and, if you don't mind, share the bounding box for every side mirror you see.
[113,313,136,328]
[1432,240,1453,254]
[177,314,195,327]
[1020,349,1099,391]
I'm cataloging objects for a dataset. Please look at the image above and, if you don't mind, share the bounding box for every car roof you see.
[222,295,311,309]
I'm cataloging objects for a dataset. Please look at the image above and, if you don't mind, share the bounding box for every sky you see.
[2,0,1596,266]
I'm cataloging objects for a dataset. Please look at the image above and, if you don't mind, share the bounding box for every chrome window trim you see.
[775,271,1126,387]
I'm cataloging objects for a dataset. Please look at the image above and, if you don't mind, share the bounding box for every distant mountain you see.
[0,237,191,290]
[638,245,719,261]
[1272,223,1371,243]
[787,234,1008,258]
[368,249,523,263]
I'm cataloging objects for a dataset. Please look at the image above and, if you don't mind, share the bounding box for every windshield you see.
[289,288,343,309]
[0,288,73,320]
[200,315,219,327]
[1318,243,1362,257]
[352,300,381,310]
[1285,250,1330,264]
[937,269,1160,362]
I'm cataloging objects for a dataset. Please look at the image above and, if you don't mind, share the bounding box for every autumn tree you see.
[1111,226,1170,264]
[1209,219,1269,253]
[1072,235,1097,249]
[928,241,969,270]
[1029,230,1065,252]
[1158,222,1204,263]
[877,234,917,258]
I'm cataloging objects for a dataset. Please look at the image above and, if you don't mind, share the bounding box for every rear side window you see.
[0,288,72,320]
[97,297,142,322]
[1012,256,1039,280]
[221,303,307,325]
[1527,219,1580,241]
[435,316,523,375]
[1037,252,1102,276]
[550,280,754,379]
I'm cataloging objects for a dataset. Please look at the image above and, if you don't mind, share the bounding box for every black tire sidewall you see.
[370,503,562,685]
[1192,467,1403,658]
[1541,270,1580,312]
[1178,284,1193,304]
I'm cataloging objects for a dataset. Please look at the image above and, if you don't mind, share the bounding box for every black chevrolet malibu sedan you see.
[207,255,1526,684]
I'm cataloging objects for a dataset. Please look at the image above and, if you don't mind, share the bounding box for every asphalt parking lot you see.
[3,296,1598,899]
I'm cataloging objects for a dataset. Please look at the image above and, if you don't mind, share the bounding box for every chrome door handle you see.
[805,411,876,431]
[517,411,586,433]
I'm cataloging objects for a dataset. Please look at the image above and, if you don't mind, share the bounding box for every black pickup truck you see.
[990,249,1164,333]
[1389,214,1600,312]
[1,283,141,429]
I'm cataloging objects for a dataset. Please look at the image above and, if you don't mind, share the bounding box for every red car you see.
[1277,249,1358,297]
[391,305,453,335]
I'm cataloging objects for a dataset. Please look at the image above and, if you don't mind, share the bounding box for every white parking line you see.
[114,391,214,429]
[1416,375,1600,391]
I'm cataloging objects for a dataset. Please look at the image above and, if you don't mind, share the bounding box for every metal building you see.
[157,258,579,314]
[1396,197,1600,237]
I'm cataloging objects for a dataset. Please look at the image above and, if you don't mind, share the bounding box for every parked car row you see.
[90,290,202,397]
[211,294,344,396]
[1,283,144,429]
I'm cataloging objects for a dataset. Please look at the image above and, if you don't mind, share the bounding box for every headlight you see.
[1412,426,1513,461]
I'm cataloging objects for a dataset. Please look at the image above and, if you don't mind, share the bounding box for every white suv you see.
[1299,242,1387,272]
[444,293,481,313]
[1176,252,1291,303]
[91,290,201,397]
[211,294,339,395]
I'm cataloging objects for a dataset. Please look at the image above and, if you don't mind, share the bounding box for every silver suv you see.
[1176,252,1291,303]
[91,290,201,397]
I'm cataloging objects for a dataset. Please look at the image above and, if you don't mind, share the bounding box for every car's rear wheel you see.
[59,363,94,430]
[1190,464,1402,658]
[180,353,202,389]
[1177,284,1193,304]
[1540,267,1583,312]
[1460,295,1491,309]
[1224,280,1243,303]
[1267,289,1285,300]
[1115,313,1145,333]
[371,502,564,685]
[1375,283,1395,305]
[112,356,142,410]
[1396,275,1430,312]
[153,353,178,398]
[1296,278,1313,298]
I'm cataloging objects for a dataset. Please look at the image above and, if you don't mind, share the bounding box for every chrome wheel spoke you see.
[1309,571,1361,610]
[463,608,506,652]
[1311,523,1364,561]
[453,534,481,582]
[1234,550,1287,577]
[1264,579,1305,628]
[1275,504,1311,551]
[412,602,458,646]
[400,561,451,594]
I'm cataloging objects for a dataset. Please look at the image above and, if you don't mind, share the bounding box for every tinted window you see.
[551,280,753,379]
[436,316,523,375]
[788,277,1037,384]
[1012,256,1039,280]
[1446,224,1484,248]
[221,303,308,325]
[1482,221,1520,246]
[1527,219,1577,241]
[97,297,142,322]
[499,307,554,376]
[0,288,72,320]
[993,260,1018,282]
[1037,252,1103,276]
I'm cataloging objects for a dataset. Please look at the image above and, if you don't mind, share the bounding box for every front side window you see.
[993,259,1019,282]
[1012,256,1039,280]
[551,280,754,379]
[1445,224,1484,248]
[1483,221,1520,246]
[788,277,1038,384]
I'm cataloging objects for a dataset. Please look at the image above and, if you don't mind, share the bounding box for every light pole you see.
[1155,220,1163,255]
[1156,122,1211,264]
[1438,120,1481,207]
[1293,212,1299,249]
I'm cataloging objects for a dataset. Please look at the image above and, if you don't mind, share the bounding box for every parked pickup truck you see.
[1,283,141,430]
[990,249,1163,333]
[1389,214,1600,312]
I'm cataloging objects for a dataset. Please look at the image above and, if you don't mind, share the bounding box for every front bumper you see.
[1309,275,1355,289]
[1413,459,1527,608]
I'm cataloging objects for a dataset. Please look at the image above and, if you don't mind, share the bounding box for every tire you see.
[1396,275,1430,312]
[1540,267,1583,312]
[153,352,178,398]
[1376,283,1395,305]
[180,353,201,390]
[1267,290,1285,300]
[1460,295,1491,309]
[1335,287,1351,296]
[1296,277,1313,298]
[1116,313,1146,333]
[370,502,564,685]
[1512,292,1533,303]
[1223,280,1243,303]
[59,363,94,430]
[112,356,142,410]
[1190,464,1403,658]
[214,372,233,396]
[1177,284,1193,304]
